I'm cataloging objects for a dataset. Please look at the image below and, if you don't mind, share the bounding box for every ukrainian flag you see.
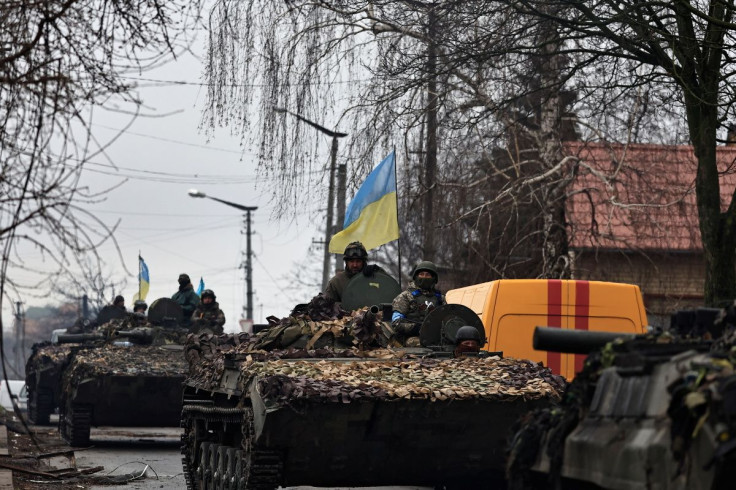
[132,256,150,302]
[329,151,399,252]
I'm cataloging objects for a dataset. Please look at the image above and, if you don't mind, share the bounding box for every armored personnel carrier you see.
[25,304,129,425]
[506,309,736,490]
[180,297,565,489]
[58,297,190,446]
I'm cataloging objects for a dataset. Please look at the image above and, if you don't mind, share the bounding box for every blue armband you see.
[391,311,405,323]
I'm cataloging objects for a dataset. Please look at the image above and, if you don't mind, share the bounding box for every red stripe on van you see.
[547,280,562,374]
[574,281,590,373]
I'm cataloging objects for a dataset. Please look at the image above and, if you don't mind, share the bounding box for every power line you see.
[120,75,372,87]
[93,124,250,155]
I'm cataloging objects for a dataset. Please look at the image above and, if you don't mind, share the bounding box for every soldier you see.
[191,289,226,335]
[391,261,445,345]
[453,326,482,357]
[324,241,382,303]
[133,300,148,314]
[112,295,126,312]
[172,273,200,324]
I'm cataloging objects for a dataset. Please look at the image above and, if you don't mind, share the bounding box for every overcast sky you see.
[5,35,337,333]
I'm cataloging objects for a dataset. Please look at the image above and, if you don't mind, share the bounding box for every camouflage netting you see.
[64,345,188,378]
[248,356,565,404]
[185,333,565,404]
[26,343,74,368]
[184,294,565,405]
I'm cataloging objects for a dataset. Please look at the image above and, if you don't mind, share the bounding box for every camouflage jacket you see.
[191,301,226,335]
[323,270,358,302]
[324,264,386,302]
[172,284,200,321]
[391,281,445,336]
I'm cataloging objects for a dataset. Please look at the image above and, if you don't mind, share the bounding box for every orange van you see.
[445,279,648,380]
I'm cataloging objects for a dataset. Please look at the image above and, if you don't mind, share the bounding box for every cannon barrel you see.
[115,329,153,345]
[365,305,380,321]
[533,326,636,354]
[57,333,103,344]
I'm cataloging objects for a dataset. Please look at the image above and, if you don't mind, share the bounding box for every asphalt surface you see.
[78,427,432,490]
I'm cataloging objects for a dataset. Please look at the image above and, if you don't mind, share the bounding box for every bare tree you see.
[205,0,590,284]
[0,1,202,334]
[512,0,736,304]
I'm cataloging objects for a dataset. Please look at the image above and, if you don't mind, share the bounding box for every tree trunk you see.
[688,100,736,305]
[538,16,570,279]
[424,9,438,262]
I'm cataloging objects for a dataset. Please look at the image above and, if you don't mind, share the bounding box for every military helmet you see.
[133,300,148,312]
[412,261,439,281]
[455,325,481,344]
[343,241,368,261]
[201,289,216,300]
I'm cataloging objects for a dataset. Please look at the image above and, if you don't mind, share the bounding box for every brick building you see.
[565,142,736,326]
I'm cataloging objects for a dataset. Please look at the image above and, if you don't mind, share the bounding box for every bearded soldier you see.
[391,261,445,344]
[191,289,226,335]
[324,241,382,304]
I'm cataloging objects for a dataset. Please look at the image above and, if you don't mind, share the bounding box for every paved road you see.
[78,427,431,490]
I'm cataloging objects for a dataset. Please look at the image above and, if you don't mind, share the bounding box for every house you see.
[565,141,736,326]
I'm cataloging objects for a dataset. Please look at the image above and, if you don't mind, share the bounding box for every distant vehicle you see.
[0,380,28,412]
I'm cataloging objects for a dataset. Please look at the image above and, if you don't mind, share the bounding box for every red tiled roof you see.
[565,141,736,252]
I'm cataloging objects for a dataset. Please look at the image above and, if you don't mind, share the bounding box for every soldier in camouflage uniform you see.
[172,273,200,325]
[324,241,383,304]
[391,261,445,345]
[191,289,226,335]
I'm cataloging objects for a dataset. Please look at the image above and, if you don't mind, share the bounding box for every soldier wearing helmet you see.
[454,326,482,357]
[172,273,200,325]
[133,300,148,314]
[391,261,445,344]
[191,289,226,335]
[324,241,384,303]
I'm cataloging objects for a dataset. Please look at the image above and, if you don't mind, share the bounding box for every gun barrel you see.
[57,333,103,344]
[533,326,636,354]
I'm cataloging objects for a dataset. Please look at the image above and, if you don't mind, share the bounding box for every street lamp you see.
[273,107,348,290]
[188,189,257,325]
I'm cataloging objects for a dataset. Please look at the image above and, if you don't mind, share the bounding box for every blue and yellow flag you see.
[196,277,205,296]
[132,256,150,302]
[329,151,399,253]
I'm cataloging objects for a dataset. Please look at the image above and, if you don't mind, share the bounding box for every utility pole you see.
[188,190,257,327]
[334,139,347,271]
[244,208,256,322]
[13,302,23,376]
[273,107,348,288]
[325,152,337,288]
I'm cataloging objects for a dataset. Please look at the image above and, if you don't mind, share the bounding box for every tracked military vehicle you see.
[57,297,190,446]
[25,304,129,424]
[507,308,736,490]
[180,296,565,489]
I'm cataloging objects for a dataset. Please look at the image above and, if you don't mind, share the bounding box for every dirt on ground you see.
[6,414,146,489]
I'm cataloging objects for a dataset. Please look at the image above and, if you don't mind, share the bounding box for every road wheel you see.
[197,441,212,488]
[233,450,245,490]
[222,447,237,490]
